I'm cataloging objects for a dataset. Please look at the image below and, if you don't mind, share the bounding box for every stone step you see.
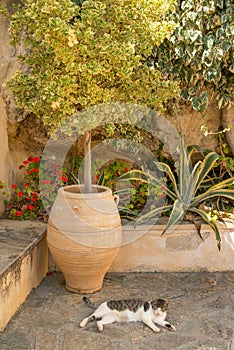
[0,219,48,331]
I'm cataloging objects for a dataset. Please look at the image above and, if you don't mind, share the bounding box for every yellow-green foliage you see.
[7,0,178,129]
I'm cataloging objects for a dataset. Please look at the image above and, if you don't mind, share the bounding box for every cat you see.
[79,296,176,333]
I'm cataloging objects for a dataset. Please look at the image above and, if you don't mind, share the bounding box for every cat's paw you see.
[79,319,87,328]
[171,325,176,332]
[97,322,104,332]
[153,327,161,333]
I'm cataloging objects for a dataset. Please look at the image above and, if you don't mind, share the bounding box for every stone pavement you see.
[0,271,233,350]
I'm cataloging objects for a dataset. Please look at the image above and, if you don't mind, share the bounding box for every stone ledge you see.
[110,220,234,272]
[0,219,48,331]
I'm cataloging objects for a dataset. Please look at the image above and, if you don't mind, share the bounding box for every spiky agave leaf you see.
[153,161,180,199]
[182,160,201,205]
[189,207,221,250]
[202,177,234,191]
[178,138,192,198]
[136,204,173,224]
[192,189,234,207]
[162,199,185,235]
[97,171,105,186]
[118,169,155,184]
[193,152,220,194]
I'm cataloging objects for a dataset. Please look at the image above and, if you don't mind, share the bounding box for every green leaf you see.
[207,177,234,190]
[204,35,215,49]
[162,199,185,235]
[118,170,151,184]
[189,208,221,250]
[180,88,190,101]
[178,138,191,200]
[192,189,234,207]
[97,171,105,186]
[191,96,201,110]
[154,161,180,198]
[204,68,221,83]
[216,0,224,9]
[193,152,220,194]
[188,29,202,42]
[136,205,173,224]
[183,160,201,204]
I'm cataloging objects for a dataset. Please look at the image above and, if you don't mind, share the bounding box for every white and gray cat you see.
[80,296,176,333]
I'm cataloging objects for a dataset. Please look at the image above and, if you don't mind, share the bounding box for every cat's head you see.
[151,298,169,315]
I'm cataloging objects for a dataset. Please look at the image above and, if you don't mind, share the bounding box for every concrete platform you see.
[0,220,48,331]
[0,271,233,350]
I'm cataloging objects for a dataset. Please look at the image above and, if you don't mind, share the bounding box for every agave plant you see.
[120,139,234,250]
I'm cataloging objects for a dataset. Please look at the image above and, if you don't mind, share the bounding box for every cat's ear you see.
[150,298,158,309]
[151,298,157,303]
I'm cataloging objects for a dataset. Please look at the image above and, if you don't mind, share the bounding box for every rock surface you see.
[0,271,233,350]
[0,219,46,272]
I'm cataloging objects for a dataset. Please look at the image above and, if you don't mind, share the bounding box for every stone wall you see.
[0,3,47,216]
[0,1,222,216]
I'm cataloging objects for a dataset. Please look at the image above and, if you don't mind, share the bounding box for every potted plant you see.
[3,0,178,293]
[121,138,234,250]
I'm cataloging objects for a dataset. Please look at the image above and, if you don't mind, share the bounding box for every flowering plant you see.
[4,155,165,221]
[4,157,43,220]
[4,156,69,220]
[94,159,164,218]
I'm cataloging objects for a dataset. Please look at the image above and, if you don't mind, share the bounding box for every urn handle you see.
[113,194,119,205]
[73,205,79,214]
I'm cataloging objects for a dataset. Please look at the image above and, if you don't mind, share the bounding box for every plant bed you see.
[110,218,234,272]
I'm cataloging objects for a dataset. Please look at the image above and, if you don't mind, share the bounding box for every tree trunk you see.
[84,131,92,193]
[221,105,234,156]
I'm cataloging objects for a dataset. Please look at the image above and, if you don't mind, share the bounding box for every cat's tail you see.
[82,296,96,309]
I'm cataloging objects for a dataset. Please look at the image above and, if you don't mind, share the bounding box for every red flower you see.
[32,168,38,173]
[160,193,166,198]
[56,170,62,175]
[30,197,37,202]
[124,168,129,172]
[23,160,29,165]
[27,205,35,210]
[44,179,51,185]
[31,157,40,163]
[17,191,23,197]
[161,186,167,191]
[11,184,17,189]
[28,157,33,162]
[93,174,99,184]
[24,183,29,187]
[26,170,31,175]
[15,211,22,217]
[60,175,68,182]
